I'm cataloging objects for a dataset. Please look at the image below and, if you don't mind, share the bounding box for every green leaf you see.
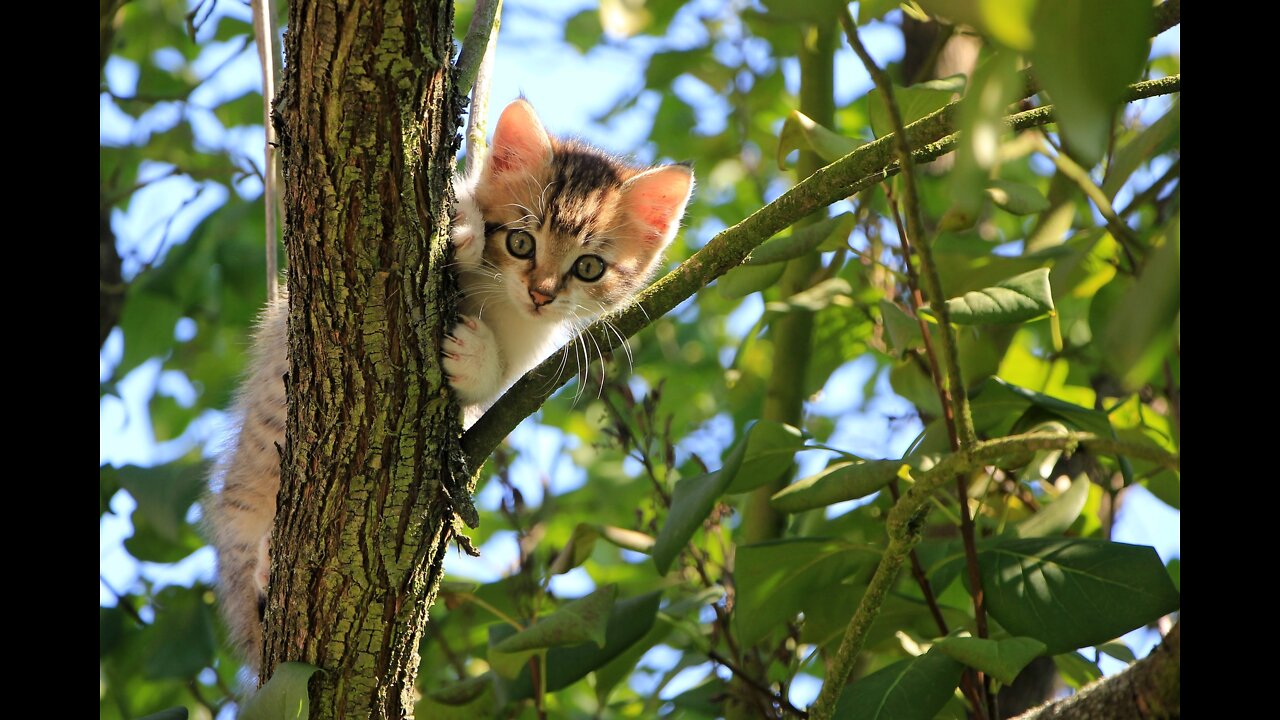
[1102,100,1180,199]
[563,9,603,53]
[718,261,786,299]
[935,635,1047,685]
[670,676,727,715]
[544,590,661,691]
[489,585,617,678]
[118,291,184,372]
[1097,641,1136,665]
[548,523,600,575]
[931,268,1054,325]
[1053,651,1103,690]
[747,213,855,265]
[868,76,964,139]
[1015,473,1091,538]
[141,586,216,679]
[777,110,862,169]
[770,460,901,513]
[734,538,879,648]
[212,15,253,41]
[951,51,1023,219]
[1101,217,1179,389]
[652,433,749,574]
[492,590,664,702]
[881,300,925,355]
[978,537,1180,654]
[724,420,806,493]
[1030,0,1152,165]
[212,89,265,128]
[240,662,321,720]
[101,607,126,659]
[764,278,854,315]
[969,377,1114,438]
[986,179,1050,215]
[832,648,965,720]
[124,512,205,563]
[117,462,207,543]
[427,673,491,705]
[918,1,1037,51]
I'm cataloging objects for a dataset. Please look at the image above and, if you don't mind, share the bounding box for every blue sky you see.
[101,0,1180,708]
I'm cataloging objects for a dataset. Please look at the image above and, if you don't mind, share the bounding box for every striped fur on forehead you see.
[540,139,638,241]
[473,138,641,243]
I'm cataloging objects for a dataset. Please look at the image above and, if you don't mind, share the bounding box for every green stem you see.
[460,75,1182,469]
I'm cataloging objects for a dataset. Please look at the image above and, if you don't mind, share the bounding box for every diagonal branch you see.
[460,75,1181,468]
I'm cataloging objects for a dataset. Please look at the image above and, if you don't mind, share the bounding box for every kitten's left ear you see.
[620,165,694,249]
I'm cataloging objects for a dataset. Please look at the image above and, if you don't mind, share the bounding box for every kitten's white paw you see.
[451,177,486,266]
[444,315,502,405]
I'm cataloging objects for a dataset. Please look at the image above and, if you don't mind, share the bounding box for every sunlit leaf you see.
[978,537,1180,654]
[833,648,965,720]
[241,662,321,720]
[1030,0,1152,164]
[935,635,1047,685]
[777,110,863,169]
[926,268,1054,325]
[770,459,901,513]
[1015,473,1091,537]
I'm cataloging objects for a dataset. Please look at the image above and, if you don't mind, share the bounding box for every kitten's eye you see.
[573,255,606,282]
[506,230,536,259]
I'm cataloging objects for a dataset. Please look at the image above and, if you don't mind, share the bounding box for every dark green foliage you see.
[102,0,1179,717]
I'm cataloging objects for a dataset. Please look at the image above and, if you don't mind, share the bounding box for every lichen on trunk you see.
[266,0,466,716]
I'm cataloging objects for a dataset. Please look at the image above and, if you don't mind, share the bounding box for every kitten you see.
[445,99,695,423]
[207,98,694,672]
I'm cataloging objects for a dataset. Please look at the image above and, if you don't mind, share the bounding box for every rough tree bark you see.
[266,0,468,716]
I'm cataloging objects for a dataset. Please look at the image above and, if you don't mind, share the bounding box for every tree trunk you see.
[266,0,465,716]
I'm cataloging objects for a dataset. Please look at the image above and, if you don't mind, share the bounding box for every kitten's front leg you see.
[443,315,503,407]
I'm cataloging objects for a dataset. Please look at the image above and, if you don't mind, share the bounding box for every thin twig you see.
[838,10,990,717]
[251,0,282,302]
[465,0,503,176]
[1119,158,1180,219]
[455,0,502,102]
[707,648,809,718]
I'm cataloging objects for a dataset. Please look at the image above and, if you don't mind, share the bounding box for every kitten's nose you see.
[529,289,556,307]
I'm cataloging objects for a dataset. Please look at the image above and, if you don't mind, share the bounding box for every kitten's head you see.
[472,99,694,323]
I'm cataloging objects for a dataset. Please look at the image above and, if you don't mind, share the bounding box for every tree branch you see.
[460,75,1180,468]
[465,0,502,175]
[250,0,282,302]
[454,0,501,102]
[1011,621,1180,720]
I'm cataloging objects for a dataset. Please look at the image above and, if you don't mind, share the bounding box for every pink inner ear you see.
[626,167,693,242]
[488,101,552,179]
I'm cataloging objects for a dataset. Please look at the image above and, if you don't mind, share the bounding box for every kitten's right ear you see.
[484,99,553,183]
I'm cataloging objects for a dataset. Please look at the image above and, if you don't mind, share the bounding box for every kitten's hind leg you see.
[443,315,502,407]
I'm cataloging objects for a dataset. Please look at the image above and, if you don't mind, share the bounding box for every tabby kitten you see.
[208,98,694,670]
